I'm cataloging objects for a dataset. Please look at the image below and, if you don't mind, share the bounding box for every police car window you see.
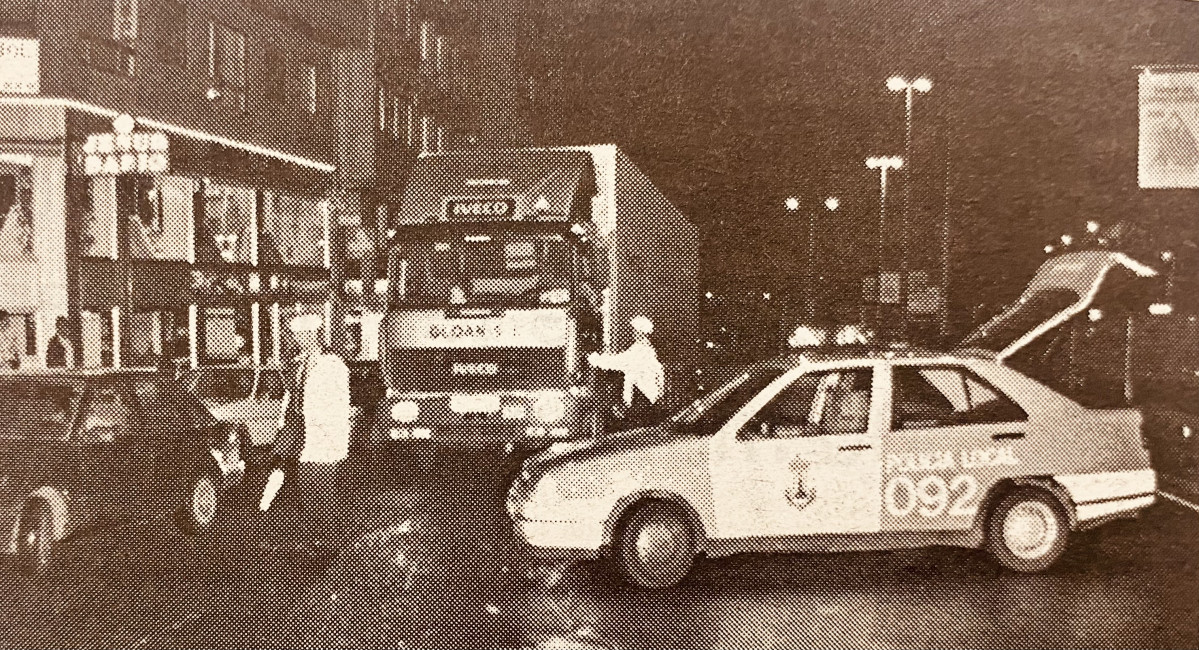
[82,386,134,435]
[677,369,784,433]
[747,369,873,439]
[0,384,79,439]
[892,366,1027,429]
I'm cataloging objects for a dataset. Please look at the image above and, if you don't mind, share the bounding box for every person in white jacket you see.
[588,316,665,427]
[259,312,353,549]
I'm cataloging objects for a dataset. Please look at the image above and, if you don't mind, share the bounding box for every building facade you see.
[0,0,340,369]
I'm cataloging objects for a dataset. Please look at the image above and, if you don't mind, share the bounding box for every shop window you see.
[260,191,325,268]
[0,166,33,261]
[153,0,186,67]
[82,176,118,259]
[201,307,250,363]
[123,310,174,368]
[197,183,253,265]
[129,175,192,261]
[80,310,114,368]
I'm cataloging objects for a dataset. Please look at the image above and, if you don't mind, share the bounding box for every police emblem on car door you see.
[709,364,883,539]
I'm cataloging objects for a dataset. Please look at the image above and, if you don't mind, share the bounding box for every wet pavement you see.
[2,452,1198,649]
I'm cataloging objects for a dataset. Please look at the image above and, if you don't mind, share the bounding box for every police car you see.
[506,348,1156,588]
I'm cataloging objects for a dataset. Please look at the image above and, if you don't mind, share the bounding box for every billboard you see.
[1139,70,1199,189]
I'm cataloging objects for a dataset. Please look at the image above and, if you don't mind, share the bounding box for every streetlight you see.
[1086,221,1100,233]
[866,156,903,330]
[886,76,932,335]
[784,197,800,211]
[1060,234,1073,246]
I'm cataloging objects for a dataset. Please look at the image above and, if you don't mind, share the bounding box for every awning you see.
[394,149,596,226]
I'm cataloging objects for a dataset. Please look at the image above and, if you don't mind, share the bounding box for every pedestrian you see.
[0,310,22,370]
[45,315,76,368]
[258,313,353,553]
[587,315,665,428]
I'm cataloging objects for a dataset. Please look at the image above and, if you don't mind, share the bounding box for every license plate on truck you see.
[449,394,501,414]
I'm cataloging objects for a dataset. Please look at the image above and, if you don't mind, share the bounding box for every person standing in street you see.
[0,310,22,370]
[588,315,666,428]
[45,316,76,368]
[258,313,353,552]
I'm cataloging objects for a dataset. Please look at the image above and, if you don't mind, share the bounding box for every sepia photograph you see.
[0,0,1197,647]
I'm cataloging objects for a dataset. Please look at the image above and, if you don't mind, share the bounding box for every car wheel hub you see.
[634,516,687,570]
[1003,501,1057,560]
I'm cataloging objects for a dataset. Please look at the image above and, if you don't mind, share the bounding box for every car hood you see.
[523,423,689,480]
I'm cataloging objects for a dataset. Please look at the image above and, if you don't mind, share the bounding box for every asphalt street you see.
[2,453,1197,650]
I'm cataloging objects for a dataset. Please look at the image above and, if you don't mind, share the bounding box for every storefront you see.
[0,100,336,369]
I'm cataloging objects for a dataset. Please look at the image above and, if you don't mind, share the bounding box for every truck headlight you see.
[391,401,419,423]
[532,392,567,423]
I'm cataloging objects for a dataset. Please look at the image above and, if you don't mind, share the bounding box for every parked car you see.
[508,347,1156,588]
[0,368,245,574]
[177,364,286,461]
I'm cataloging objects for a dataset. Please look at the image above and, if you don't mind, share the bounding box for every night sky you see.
[536,0,1198,328]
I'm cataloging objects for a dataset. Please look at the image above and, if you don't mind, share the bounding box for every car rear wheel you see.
[17,498,56,575]
[177,468,221,535]
[614,500,697,589]
[987,488,1070,573]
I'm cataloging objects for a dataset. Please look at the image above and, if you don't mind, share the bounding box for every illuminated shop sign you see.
[0,38,39,94]
[77,114,170,176]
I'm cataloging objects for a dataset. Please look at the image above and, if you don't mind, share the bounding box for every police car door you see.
[881,362,1030,533]
[709,363,883,540]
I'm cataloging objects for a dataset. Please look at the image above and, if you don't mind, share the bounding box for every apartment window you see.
[264,48,287,105]
[420,22,431,60]
[296,65,317,114]
[406,103,414,148]
[420,114,431,155]
[378,88,386,131]
[391,96,401,139]
[153,0,186,67]
[113,0,138,43]
[208,22,246,100]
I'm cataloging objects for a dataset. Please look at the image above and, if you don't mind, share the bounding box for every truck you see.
[367,145,699,456]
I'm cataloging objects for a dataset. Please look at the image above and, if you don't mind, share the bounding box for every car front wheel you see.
[177,468,221,535]
[987,488,1070,573]
[614,500,697,589]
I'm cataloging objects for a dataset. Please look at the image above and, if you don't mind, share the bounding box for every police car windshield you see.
[389,232,573,306]
[674,368,786,432]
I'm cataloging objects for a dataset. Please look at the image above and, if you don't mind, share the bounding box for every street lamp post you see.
[886,76,931,336]
[866,156,903,332]
[786,196,839,319]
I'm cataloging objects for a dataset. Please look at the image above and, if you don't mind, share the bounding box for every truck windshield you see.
[389,232,574,307]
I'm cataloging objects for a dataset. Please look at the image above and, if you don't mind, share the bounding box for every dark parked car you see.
[0,368,245,573]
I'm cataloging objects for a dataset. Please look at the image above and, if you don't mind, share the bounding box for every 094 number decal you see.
[884,474,979,519]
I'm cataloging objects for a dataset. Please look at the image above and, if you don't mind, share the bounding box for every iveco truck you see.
[368,145,699,454]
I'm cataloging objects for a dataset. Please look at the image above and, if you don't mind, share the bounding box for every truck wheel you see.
[17,498,56,575]
[614,500,696,589]
[177,468,221,535]
[986,488,1070,573]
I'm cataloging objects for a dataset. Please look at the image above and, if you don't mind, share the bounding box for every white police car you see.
[506,348,1156,588]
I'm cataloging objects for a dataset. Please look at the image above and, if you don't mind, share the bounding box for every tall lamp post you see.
[866,156,903,332]
[785,196,840,319]
[886,76,931,336]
